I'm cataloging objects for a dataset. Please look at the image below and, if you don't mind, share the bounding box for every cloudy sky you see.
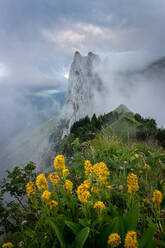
[0,0,165,91]
[0,0,165,144]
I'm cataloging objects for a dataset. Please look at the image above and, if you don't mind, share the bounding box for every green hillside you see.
[0,105,165,247]
[0,126,165,247]
[55,105,165,160]
[103,112,140,141]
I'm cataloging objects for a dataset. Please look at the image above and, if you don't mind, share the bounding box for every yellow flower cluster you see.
[26,181,36,197]
[77,180,91,203]
[127,173,139,194]
[62,168,70,179]
[36,174,48,191]
[49,200,58,209]
[49,172,59,186]
[152,189,162,207]
[84,160,93,176]
[107,233,121,247]
[41,190,51,203]
[124,231,138,248]
[64,180,73,193]
[54,155,65,170]
[2,242,14,248]
[93,201,106,214]
[84,160,110,184]
[93,162,110,184]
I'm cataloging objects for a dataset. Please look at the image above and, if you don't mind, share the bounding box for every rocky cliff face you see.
[62,51,103,136]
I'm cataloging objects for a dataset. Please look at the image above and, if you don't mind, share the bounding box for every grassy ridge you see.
[0,106,165,247]
[0,132,165,247]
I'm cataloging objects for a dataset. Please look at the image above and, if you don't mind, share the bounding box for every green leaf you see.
[124,203,139,231]
[153,240,165,247]
[75,227,90,248]
[65,221,81,235]
[139,223,157,248]
[96,217,121,247]
[48,220,66,248]
[79,218,88,227]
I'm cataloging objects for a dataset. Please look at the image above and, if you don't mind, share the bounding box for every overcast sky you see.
[0,0,165,91]
[0,0,165,144]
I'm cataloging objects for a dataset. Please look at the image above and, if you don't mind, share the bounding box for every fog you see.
[92,52,165,128]
[0,85,64,149]
[1,51,164,152]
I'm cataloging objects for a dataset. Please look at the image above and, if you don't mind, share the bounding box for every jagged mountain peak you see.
[62,51,103,136]
[72,51,100,65]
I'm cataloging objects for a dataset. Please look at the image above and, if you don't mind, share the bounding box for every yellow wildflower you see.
[107,185,112,190]
[91,185,99,193]
[77,181,91,203]
[62,168,70,179]
[152,190,162,207]
[124,231,138,248]
[127,173,139,194]
[26,181,36,197]
[54,155,65,170]
[49,172,59,186]
[79,190,90,203]
[84,160,93,176]
[64,180,73,193]
[99,176,108,185]
[108,233,121,247]
[83,180,90,188]
[49,200,58,209]
[36,174,48,191]
[93,162,110,184]
[41,190,51,203]
[2,242,14,248]
[94,201,106,214]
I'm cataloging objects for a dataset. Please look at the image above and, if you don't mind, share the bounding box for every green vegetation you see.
[0,106,165,247]
[57,105,165,158]
[0,132,165,247]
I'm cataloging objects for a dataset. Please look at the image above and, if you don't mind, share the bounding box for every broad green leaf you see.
[48,220,66,248]
[96,217,121,247]
[124,203,139,231]
[65,220,81,235]
[139,223,157,248]
[75,227,90,248]
[79,218,88,227]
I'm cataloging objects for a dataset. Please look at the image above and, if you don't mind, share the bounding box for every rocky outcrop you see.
[61,51,103,137]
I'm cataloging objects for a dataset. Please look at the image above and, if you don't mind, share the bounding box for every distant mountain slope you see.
[113,104,132,115]
[54,103,165,161]
[0,114,59,175]
[1,52,165,174]
[52,105,138,157]
[104,111,140,141]
[144,56,165,73]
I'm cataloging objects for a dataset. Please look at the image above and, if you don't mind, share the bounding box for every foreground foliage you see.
[0,134,165,247]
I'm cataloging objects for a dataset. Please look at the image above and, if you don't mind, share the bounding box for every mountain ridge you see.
[1,52,165,173]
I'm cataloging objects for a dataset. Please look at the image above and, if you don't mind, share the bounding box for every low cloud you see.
[41,21,139,55]
[94,53,165,127]
[0,0,165,149]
